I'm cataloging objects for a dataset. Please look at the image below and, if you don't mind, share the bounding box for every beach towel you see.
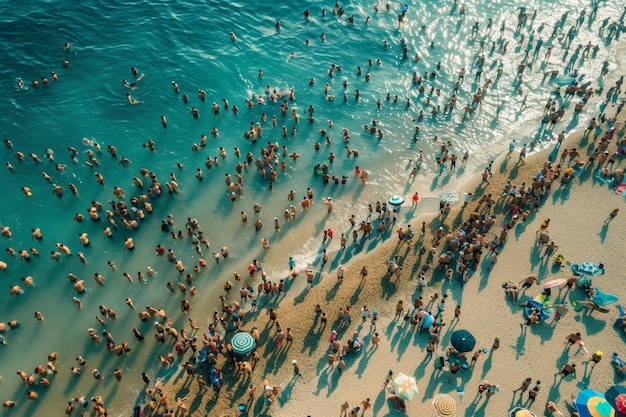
[571,262,604,276]
[593,169,614,185]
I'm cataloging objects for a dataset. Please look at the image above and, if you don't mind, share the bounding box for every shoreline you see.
[1,3,625,417]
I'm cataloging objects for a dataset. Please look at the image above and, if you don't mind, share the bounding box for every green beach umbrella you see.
[605,386,626,417]
[231,332,255,355]
[450,329,476,353]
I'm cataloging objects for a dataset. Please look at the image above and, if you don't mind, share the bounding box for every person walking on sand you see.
[359,266,368,283]
[337,265,345,283]
[337,356,346,373]
[518,144,527,164]
[582,351,603,368]
[370,311,378,331]
[481,168,490,185]
[360,398,371,415]
[528,381,540,402]
[491,337,500,351]
[292,360,301,378]
[371,332,380,349]
[341,401,350,417]
[605,208,619,223]
[395,301,404,318]
[470,350,482,368]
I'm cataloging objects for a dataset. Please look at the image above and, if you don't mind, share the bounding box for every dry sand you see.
[155,107,626,417]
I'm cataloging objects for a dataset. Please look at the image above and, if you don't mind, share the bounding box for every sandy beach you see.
[2,3,626,417]
[151,101,626,416]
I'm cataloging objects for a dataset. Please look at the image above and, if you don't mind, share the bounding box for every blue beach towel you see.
[571,262,604,276]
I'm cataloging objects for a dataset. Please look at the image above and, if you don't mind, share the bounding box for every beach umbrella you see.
[605,386,626,417]
[543,279,566,289]
[392,373,419,401]
[231,332,255,355]
[422,314,434,329]
[388,195,404,207]
[509,407,537,417]
[432,393,457,417]
[574,389,615,417]
[439,191,459,202]
[592,288,619,307]
[450,330,476,353]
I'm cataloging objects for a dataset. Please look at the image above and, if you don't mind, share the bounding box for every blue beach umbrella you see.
[422,314,434,329]
[231,332,255,355]
[574,389,615,417]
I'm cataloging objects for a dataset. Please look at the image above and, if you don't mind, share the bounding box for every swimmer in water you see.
[286,52,297,62]
[122,73,144,89]
[126,92,143,105]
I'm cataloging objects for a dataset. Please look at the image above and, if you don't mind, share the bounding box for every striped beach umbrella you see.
[432,393,457,417]
[508,407,536,417]
[231,332,255,355]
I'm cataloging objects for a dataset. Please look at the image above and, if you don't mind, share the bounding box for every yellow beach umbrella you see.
[432,393,457,416]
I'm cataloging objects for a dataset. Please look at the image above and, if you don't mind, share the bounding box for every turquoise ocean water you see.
[0,0,624,415]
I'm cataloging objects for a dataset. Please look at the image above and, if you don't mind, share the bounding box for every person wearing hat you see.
[292,360,300,376]
[370,311,378,330]
[584,351,603,367]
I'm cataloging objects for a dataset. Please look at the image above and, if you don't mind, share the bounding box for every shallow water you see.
[0,0,624,415]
